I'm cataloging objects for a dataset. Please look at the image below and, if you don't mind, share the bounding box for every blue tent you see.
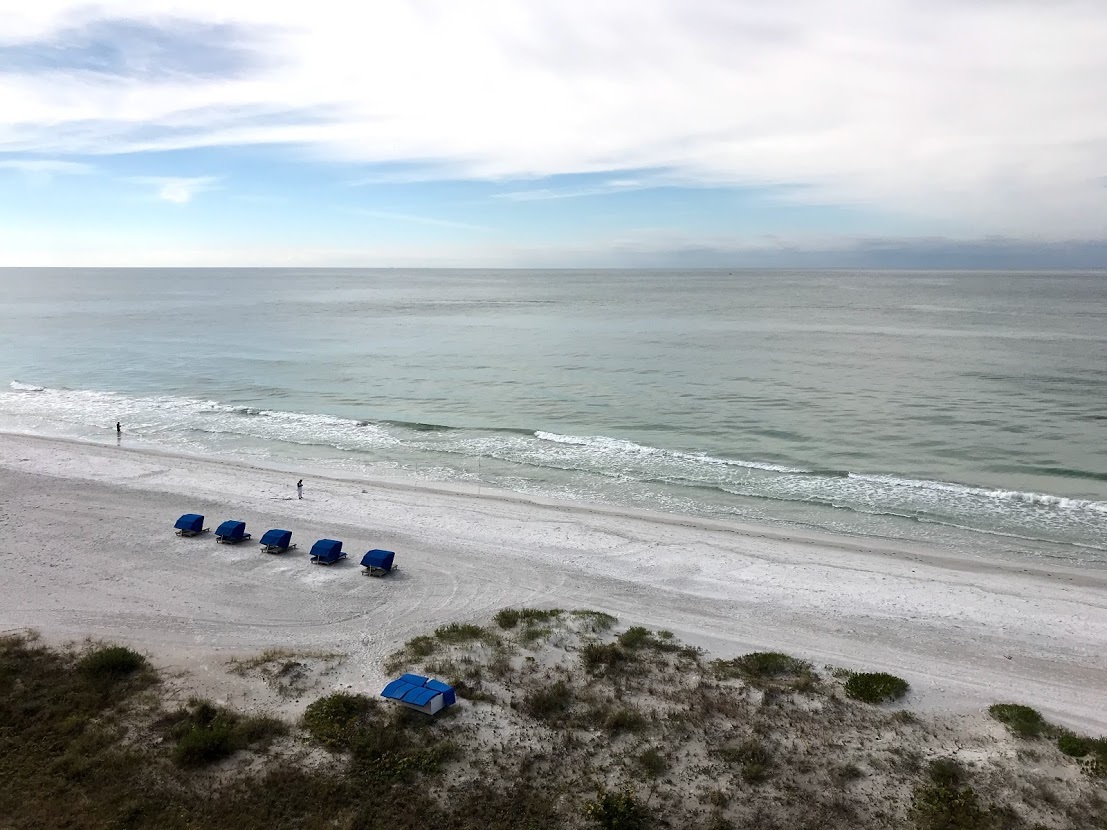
[360,549,395,576]
[310,538,346,565]
[174,514,207,536]
[215,520,251,544]
[259,529,295,553]
[381,673,456,715]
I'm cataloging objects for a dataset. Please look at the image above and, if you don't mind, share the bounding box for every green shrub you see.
[583,787,650,830]
[617,627,653,649]
[302,693,376,748]
[571,610,618,632]
[844,672,910,704]
[167,699,286,767]
[927,758,967,788]
[1057,732,1091,757]
[600,707,648,735]
[523,680,574,723]
[581,642,631,675]
[911,782,988,830]
[717,739,773,783]
[494,608,563,629]
[988,703,1046,738]
[712,652,815,689]
[519,626,552,647]
[434,623,489,644]
[77,646,146,681]
[638,747,668,778]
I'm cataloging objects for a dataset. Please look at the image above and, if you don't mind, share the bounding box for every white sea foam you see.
[10,381,44,392]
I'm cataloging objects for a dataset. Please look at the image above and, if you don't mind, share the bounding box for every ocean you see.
[1,268,1104,564]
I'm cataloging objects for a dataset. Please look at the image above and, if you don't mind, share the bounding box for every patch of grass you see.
[435,623,492,644]
[76,644,147,683]
[494,608,564,629]
[711,651,816,690]
[717,739,773,783]
[844,672,910,704]
[583,787,651,830]
[519,625,552,647]
[988,703,1047,738]
[616,626,679,653]
[637,747,668,778]
[911,781,989,830]
[302,692,377,749]
[384,635,440,673]
[167,699,287,767]
[523,680,574,723]
[617,626,654,649]
[571,609,618,632]
[581,642,631,675]
[1058,731,1091,757]
[927,758,967,788]
[584,705,648,735]
[227,647,342,675]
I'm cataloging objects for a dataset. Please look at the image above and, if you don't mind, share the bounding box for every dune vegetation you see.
[1,611,1104,830]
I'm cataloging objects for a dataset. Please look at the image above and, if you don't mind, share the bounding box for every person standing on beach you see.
[116,421,121,435]
[297,479,303,499]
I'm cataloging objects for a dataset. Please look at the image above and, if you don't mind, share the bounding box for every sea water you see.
[1,268,1104,564]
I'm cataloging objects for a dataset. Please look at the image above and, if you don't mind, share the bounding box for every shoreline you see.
[5,428,1102,582]
[1,430,1105,732]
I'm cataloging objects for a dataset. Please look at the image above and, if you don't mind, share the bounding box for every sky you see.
[1,0,1105,268]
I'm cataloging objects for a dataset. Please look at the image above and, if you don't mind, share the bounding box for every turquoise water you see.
[1,268,1105,562]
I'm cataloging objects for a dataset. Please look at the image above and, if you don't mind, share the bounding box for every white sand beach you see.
[1,431,1104,733]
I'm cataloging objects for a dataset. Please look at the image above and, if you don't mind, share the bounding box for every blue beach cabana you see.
[381,674,456,715]
[174,514,208,537]
[259,529,296,554]
[360,549,395,577]
[215,520,251,544]
[309,538,346,565]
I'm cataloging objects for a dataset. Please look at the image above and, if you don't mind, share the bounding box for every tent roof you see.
[360,549,395,569]
[216,520,246,536]
[260,529,292,547]
[310,539,342,555]
[175,514,204,530]
[381,673,455,708]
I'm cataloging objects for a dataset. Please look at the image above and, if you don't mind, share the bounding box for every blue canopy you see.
[360,549,395,571]
[310,538,343,561]
[174,514,204,532]
[260,529,292,548]
[381,673,456,709]
[216,520,247,540]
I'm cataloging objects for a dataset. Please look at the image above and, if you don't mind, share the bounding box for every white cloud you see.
[0,159,93,174]
[1,1,1106,235]
[353,209,491,232]
[128,175,221,203]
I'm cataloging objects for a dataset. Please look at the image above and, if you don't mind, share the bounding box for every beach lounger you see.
[309,538,346,566]
[259,528,296,554]
[215,520,252,544]
[360,549,395,577]
[174,514,209,537]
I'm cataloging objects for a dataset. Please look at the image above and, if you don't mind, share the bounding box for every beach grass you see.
[3,617,1106,830]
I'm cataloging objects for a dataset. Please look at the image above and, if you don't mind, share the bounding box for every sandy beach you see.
[1,431,1104,733]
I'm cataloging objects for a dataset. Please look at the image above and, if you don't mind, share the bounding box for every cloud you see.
[0,1,1105,236]
[0,16,269,80]
[495,178,650,201]
[353,209,491,232]
[0,158,92,174]
[129,175,221,203]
